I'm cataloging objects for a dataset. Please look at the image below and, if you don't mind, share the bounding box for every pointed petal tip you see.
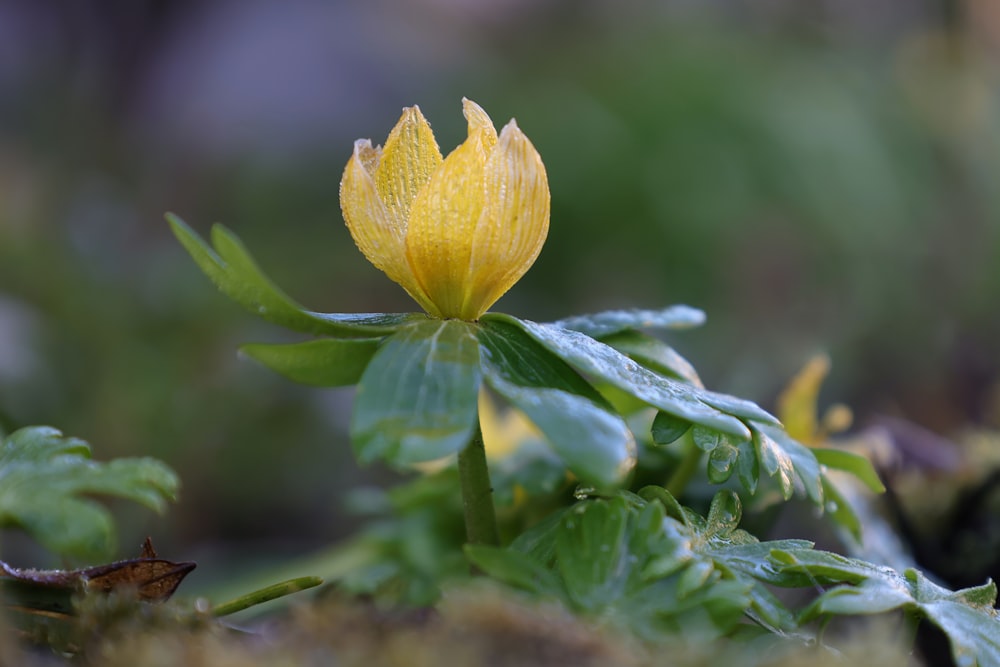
[348,139,380,175]
[498,118,530,143]
[398,104,427,122]
[462,98,497,138]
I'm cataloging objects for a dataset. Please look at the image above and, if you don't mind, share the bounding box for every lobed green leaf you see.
[650,412,691,445]
[599,330,703,386]
[779,549,1000,667]
[488,314,776,440]
[168,214,418,338]
[813,448,886,493]
[478,320,635,487]
[352,320,481,466]
[551,306,706,338]
[0,427,179,562]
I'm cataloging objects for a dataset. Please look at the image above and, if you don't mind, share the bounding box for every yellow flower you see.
[340,99,550,321]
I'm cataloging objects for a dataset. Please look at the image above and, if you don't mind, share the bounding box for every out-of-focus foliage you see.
[0,426,177,563]
[0,1,997,581]
[484,21,1000,425]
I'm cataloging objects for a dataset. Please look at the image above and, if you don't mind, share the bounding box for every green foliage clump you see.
[0,426,178,563]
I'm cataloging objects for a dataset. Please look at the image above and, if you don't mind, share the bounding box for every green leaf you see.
[599,330,703,386]
[490,314,775,439]
[240,338,382,387]
[551,306,706,338]
[470,490,839,641]
[477,319,603,400]
[509,507,567,565]
[556,498,634,610]
[705,490,742,535]
[780,549,1000,667]
[774,428,824,505]
[352,320,482,466]
[338,469,467,606]
[692,426,740,452]
[751,426,796,500]
[637,485,690,525]
[464,545,563,597]
[478,320,634,487]
[770,547,886,586]
[734,437,759,495]
[168,214,418,337]
[707,444,739,484]
[819,475,863,543]
[0,427,179,562]
[650,411,691,445]
[813,448,886,493]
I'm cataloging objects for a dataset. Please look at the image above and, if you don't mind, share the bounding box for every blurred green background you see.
[1,0,998,581]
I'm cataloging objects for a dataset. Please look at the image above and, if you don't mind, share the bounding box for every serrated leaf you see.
[650,411,691,445]
[487,381,634,489]
[924,597,1000,667]
[599,331,703,386]
[489,314,761,439]
[352,320,481,466]
[168,214,419,338]
[463,545,563,597]
[951,580,998,609]
[677,559,715,598]
[751,426,796,500]
[692,426,730,452]
[776,430,824,505]
[637,485,690,525]
[556,498,633,610]
[820,475,863,543]
[735,437,759,495]
[813,448,886,493]
[509,507,567,565]
[696,389,781,425]
[709,540,815,587]
[705,491,742,536]
[0,427,179,562]
[475,491,814,641]
[551,306,706,338]
[781,549,1000,667]
[707,444,739,484]
[240,338,382,386]
[478,320,634,487]
[771,547,884,585]
[477,319,603,399]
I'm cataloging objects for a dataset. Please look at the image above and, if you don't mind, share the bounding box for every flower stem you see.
[457,422,499,547]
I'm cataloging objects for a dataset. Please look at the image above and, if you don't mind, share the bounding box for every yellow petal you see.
[340,139,435,312]
[461,120,550,318]
[405,102,498,319]
[374,106,443,225]
[462,98,498,151]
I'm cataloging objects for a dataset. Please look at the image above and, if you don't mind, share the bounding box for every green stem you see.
[665,438,702,498]
[211,576,323,617]
[457,423,499,547]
